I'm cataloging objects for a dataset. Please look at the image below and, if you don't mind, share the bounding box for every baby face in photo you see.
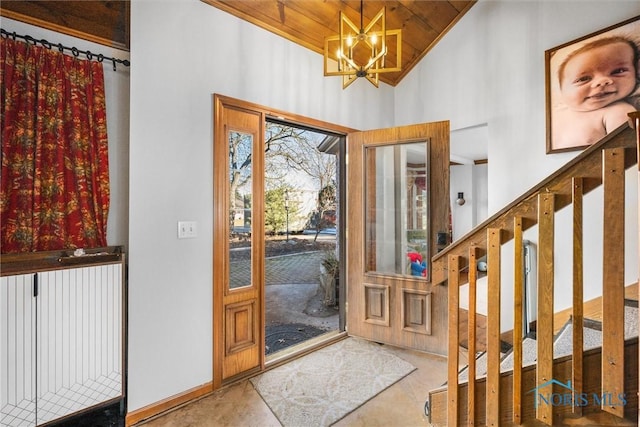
[559,39,637,112]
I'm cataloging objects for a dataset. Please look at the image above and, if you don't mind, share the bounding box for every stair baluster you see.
[487,228,502,426]
[513,216,525,424]
[468,246,480,426]
[447,255,462,426]
[601,147,626,418]
[537,193,556,425]
[572,177,584,417]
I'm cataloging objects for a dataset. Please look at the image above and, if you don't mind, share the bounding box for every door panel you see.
[363,283,390,326]
[214,97,264,386]
[346,122,450,354]
[402,288,432,335]
[223,298,259,378]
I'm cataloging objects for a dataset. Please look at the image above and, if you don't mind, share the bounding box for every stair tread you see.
[458,305,638,383]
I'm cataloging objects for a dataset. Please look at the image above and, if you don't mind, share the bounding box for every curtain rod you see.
[1,28,130,71]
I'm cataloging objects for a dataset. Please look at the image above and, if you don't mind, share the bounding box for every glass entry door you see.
[345,122,451,354]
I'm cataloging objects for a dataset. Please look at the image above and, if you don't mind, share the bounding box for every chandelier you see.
[324,0,402,89]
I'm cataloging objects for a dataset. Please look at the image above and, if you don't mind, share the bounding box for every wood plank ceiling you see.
[0,1,129,50]
[0,1,476,87]
[203,0,476,86]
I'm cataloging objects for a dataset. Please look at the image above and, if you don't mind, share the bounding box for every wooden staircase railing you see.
[432,112,639,426]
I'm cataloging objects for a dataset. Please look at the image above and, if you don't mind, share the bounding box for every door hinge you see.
[33,273,38,297]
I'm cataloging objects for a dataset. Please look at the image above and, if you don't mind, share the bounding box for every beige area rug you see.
[250,337,416,426]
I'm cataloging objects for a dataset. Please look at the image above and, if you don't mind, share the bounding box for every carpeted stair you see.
[458,300,639,383]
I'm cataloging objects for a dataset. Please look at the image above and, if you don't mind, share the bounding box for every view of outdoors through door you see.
[229,120,341,357]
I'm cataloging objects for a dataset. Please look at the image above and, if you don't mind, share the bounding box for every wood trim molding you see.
[125,382,213,426]
[0,8,129,51]
[214,94,357,136]
[1,245,124,276]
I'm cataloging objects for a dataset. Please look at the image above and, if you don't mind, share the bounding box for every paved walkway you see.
[265,251,324,285]
[230,251,324,288]
[230,250,338,337]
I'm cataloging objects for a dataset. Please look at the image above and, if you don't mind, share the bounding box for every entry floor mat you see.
[251,337,416,426]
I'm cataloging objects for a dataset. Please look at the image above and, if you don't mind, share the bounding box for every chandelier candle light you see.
[324,0,402,89]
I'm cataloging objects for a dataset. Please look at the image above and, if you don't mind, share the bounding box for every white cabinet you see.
[1,273,36,426]
[1,253,124,426]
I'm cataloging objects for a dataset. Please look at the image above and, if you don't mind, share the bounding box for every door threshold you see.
[265,330,347,368]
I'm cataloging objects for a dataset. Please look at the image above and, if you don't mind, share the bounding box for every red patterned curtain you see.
[1,37,110,253]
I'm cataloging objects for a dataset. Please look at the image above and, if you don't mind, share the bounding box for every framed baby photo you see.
[545,15,640,154]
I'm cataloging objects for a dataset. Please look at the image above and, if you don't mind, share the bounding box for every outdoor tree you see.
[265,122,337,236]
[228,132,252,233]
[265,123,337,193]
[228,123,337,235]
[264,186,300,235]
[313,182,336,241]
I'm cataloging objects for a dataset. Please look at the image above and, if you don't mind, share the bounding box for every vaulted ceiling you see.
[202,1,475,86]
[1,1,476,87]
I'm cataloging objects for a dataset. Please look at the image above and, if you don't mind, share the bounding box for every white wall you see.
[451,165,472,238]
[449,123,489,241]
[1,18,130,249]
[128,0,394,412]
[129,0,639,409]
[7,0,638,414]
[396,0,639,209]
[395,0,640,331]
[473,163,489,227]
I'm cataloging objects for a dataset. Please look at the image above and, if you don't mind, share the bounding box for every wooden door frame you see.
[212,94,355,389]
[213,97,264,388]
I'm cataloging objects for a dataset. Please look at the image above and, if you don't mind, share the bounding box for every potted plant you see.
[320,250,339,306]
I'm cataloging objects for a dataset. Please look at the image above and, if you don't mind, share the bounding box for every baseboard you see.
[125,382,213,426]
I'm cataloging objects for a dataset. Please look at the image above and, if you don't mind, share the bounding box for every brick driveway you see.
[230,251,324,288]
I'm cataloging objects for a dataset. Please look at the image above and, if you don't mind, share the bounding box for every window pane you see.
[364,141,429,278]
[229,131,253,289]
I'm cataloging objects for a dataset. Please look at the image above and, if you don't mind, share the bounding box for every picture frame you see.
[545,16,640,154]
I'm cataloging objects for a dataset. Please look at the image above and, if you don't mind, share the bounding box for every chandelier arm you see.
[324,2,401,88]
[342,55,359,71]
[365,72,380,88]
[363,8,385,34]
[365,45,388,70]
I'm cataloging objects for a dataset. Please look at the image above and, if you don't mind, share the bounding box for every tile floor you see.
[138,343,455,427]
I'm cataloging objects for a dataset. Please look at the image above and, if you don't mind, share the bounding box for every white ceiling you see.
[450,124,488,164]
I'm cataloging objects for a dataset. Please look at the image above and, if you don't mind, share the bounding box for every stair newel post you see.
[513,217,524,424]
[571,177,584,416]
[601,147,625,418]
[447,254,462,426]
[468,246,479,426]
[537,193,555,425]
[486,228,502,426]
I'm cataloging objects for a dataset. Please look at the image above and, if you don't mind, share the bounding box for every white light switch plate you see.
[178,221,197,239]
